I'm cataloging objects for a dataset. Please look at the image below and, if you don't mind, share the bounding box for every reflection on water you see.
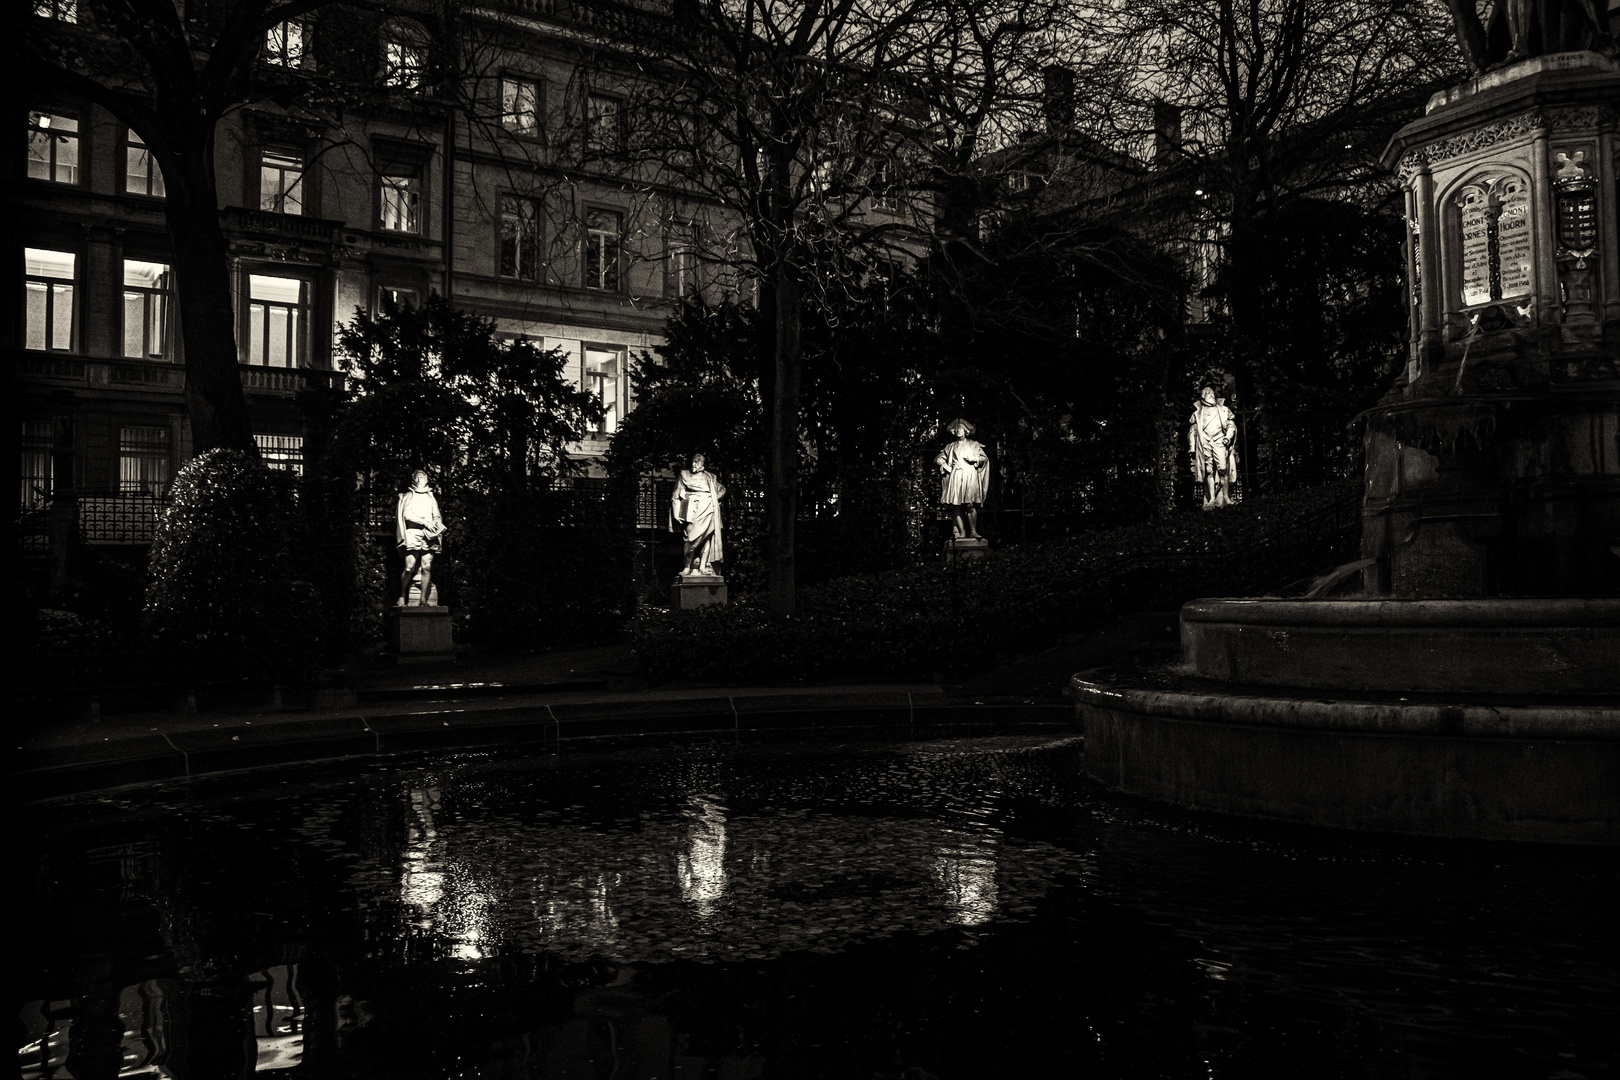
[677,792,729,918]
[18,732,1619,1079]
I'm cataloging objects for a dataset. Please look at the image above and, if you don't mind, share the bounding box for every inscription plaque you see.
[1496,181,1532,298]
[1454,174,1534,308]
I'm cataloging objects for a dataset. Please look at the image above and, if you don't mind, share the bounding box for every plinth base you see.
[673,575,727,609]
[944,537,989,564]
[387,605,455,664]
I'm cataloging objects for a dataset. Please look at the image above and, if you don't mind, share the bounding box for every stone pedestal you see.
[944,537,989,564]
[672,574,727,610]
[387,605,454,664]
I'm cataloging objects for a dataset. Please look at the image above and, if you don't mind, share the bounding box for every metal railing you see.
[79,494,169,544]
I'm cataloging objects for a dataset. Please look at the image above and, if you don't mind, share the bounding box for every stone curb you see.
[14,689,1074,801]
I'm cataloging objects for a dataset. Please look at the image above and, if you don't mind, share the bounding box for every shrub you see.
[633,480,1359,684]
[145,449,321,674]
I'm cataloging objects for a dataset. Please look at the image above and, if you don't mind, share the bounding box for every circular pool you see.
[18,728,1617,1078]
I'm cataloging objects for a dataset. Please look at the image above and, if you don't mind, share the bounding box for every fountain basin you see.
[1181,597,1620,694]
[1072,668,1620,845]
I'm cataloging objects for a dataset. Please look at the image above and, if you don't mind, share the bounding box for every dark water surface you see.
[18,728,1618,1079]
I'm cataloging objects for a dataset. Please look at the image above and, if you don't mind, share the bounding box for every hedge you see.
[632,481,1359,684]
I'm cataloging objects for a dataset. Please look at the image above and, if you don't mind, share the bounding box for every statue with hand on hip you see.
[1189,386,1238,509]
[936,419,990,540]
[671,453,727,576]
[396,470,447,605]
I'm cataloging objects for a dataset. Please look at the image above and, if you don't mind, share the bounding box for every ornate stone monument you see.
[386,470,454,663]
[937,419,991,562]
[1072,45,1619,844]
[670,453,728,609]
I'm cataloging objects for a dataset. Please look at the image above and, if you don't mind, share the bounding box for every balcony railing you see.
[222,206,343,246]
[15,353,344,395]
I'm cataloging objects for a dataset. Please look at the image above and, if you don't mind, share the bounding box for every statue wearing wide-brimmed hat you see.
[935,418,990,541]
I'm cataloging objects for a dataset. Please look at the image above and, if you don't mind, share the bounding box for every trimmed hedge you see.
[145,449,322,674]
[632,481,1359,684]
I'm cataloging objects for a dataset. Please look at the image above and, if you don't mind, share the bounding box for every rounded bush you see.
[145,449,319,672]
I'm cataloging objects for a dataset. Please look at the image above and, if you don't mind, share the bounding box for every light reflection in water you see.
[934,791,1003,926]
[400,786,496,959]
[678,793,729,918]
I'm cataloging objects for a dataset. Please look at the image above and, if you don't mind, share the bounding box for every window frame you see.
[241,270,312,368]
[381,28,428,90]
[32,0,76,22]
[255,433,305,474]
[123,129,166,199]
[666,222,698,299]
[118,424,173,495]
[377,163,424,234]
[23,247,77,354]
[20,421,54,512]
[586,93,626,155]
[501,74,542,139]
[583,206,623,292]
[26,109,80,186]
[498,194,541,282]
[121,258,175,361]
[582,343,627,436]
[264,20,305,68]
[378,286,420,312]
[259,146,306,216]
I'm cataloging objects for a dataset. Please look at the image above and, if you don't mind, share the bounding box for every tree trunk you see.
[166,140,257,456]
[766,263,803,617]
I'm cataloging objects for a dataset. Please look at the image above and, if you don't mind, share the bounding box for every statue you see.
[396,470,447,606]
[1188,386,1238,509]
[935,419,990,540]
[1445,0,1612,74]
[671,453,726,576]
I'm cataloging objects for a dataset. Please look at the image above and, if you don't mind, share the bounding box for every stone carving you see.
[671,453,727,577]
[1395,105,1615,181]
[396,470,447,607]
[935,419,990,540]
[1189,387,1239,509]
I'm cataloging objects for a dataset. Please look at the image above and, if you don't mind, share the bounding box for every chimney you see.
[1153,100,1183,167]
[1043,65,1075,134]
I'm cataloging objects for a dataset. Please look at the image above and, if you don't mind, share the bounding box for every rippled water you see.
[18,729,1618,1079]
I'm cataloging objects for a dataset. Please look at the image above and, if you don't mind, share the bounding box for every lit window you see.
[587,95,623,153]
[20,422,53,511]
[584,208,621,291]
[872,161,901,213]
[123,260,173,360]
[119,426,171,494]
[379,287,418,311]
[27,111,79,184]
[245,274,307,367]
[669,223,697,298]
[499,196,539,281]
[379,167,422,233]
[502,77,539,136]
[255,434,304,474]
[125,131,166,198]
[265,21,304,67]
[260,148,304,214]
[584,347,623,434]
[33,0,75,22]
[24,248,75,352]
[382,34,426,89]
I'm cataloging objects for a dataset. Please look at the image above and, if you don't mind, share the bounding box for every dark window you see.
[500,196,540,281]
[587,95,624,153]
[20,422,53,511]
[27,111,79,184]
[668,223,698,298]
[122,259,173,360]
[584,208,621,291]
[379,287,419,311]
[24,248,75,352]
